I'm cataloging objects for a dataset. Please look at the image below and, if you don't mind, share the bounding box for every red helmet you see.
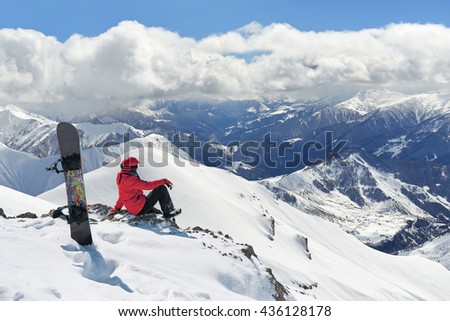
[120,157,139,168]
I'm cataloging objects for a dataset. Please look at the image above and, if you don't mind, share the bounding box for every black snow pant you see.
[138,185,174,216]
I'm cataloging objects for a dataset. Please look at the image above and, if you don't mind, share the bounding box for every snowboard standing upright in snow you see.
[52,122,92,245]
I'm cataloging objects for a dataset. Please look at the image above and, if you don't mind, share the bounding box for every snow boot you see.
[163,208,182,219]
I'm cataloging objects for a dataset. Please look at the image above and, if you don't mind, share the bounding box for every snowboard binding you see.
[45,159,63,174]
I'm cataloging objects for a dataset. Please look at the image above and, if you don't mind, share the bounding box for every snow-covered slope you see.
[34,136,450,300]
[0,209,284,300]
[401,233,450,270]
[0,142,105,196]
[0,143,63,196]
[0,185,57,217]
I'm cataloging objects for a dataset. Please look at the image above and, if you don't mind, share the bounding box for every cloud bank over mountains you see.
[1,21,449,113]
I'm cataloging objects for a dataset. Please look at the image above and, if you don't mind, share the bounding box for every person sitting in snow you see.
[108,157,181,218]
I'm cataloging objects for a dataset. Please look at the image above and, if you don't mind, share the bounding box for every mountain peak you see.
[337,89,407,114]
[356,88,405,100]
[0,104,52,123]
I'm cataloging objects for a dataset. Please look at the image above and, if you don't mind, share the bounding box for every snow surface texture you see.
[14,135,447,300]
[0,213,282,300]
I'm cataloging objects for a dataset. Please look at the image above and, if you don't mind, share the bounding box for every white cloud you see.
[0,21,449,114]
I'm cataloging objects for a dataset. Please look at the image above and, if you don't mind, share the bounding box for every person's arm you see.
[113,198,123,211]
[108,198,123,214]
[130,176,170,190]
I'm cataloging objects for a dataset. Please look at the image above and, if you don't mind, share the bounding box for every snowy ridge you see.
[335,89,450,116]
[0,105,50,122]
[75,122,147,147]
[0,105,150,158]
[32,138,450,300]
[336,89,409,115]
[0,105,58,157]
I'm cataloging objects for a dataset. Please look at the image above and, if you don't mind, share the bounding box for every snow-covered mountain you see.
[3,90,449,168]
[0,105,150,195]
[1,137,449,300]
[334,89,450,117]
[0,105,58,157]
[219,90,450,174]
[263,152,450,253]
[0,105,148,158]
[1,89,449,269]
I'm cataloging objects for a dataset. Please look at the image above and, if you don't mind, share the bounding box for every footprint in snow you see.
[61,244,133,293]
[21,219,55,230]
[97,231,125,244]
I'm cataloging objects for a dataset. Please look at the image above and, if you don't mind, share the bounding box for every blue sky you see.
[1,0,449,41]
[1,0,449,112]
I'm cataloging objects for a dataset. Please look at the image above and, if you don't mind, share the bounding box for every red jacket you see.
[113,169,165,215]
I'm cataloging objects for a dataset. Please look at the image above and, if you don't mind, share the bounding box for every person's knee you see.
[155,185,168,192]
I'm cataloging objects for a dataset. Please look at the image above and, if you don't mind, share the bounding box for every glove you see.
[163,178,173,190]
[108,208,119,215]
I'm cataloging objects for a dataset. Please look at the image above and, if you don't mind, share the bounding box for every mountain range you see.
[0,89,449,300]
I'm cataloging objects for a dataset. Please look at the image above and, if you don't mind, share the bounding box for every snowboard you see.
[55,122,93,245]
